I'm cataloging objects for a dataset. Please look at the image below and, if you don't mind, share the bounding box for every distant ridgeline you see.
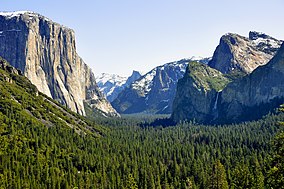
[107,31,284,124]
[111,57,211,115]
[96,71,142,102]
[172,32,284,124]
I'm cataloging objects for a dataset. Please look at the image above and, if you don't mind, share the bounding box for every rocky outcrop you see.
[171,62,230,123]
[0,56,22,76]
[208,31,282,74]
[112,58,210,114]
[218,42,284,123]
[125,70,141,86]
[96,70,141,102]
[172,42,284,124]
[0,11,118,116]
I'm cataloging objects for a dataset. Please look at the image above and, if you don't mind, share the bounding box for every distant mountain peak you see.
[112,57,211,114]
[96,71,141,102]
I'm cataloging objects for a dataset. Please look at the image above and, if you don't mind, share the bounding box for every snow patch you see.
[132,68,156,94]
[251,38,281,49]
[0,11,50,21]
[0,11,30,17]
[96,73,127,87]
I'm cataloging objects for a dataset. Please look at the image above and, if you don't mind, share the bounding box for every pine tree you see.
[231,164,254,189]
[208,160,229,189]
[266,131,284,188]
[251,159,264,189]
[125,174,138,189]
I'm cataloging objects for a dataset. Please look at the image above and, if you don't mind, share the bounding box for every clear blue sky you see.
[1,0,284,76]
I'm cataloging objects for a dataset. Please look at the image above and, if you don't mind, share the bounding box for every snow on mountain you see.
[249,31,282,53]
[132,69,156,95]
[96,71,141,102]
[97,73,127,88]
[0,11,51,21]
[0,11,31,17]
[209,31,283,74]
[112,57,210,114]
[132,57,210,97]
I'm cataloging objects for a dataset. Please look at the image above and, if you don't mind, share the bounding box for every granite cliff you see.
[218,42,284,123]
[172,32,283,124]
[208,31,282,74]
[171,62,230,123]
[172,42,284,124]
[0,11,118,117]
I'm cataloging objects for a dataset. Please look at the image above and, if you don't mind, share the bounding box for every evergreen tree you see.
[208,160,229,189]
[266,131,284,188]
[251,159,264,189]
[231,164,254,189]
[125,174,138,189]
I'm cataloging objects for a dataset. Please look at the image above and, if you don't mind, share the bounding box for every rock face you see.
[0,11,118,116]
[208,31,282,74]
[96,70,141,102]
[112,58,210,114]
[125,70,142,86]
[172,32,283,124]
[0,56,22,76]
[218,42,284,123]
[171,62,230,123]
[172,42,284,124]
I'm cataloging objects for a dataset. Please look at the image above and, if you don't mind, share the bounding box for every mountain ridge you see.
[96,70,141,102]
[208,31,282,74]
[172,40,284,124]
[112,57,210,114]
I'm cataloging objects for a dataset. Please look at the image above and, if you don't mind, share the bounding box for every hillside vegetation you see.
[0,57,284,188]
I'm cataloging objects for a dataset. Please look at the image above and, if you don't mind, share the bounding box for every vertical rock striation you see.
[218,42,284,123]
[0,11,118,116]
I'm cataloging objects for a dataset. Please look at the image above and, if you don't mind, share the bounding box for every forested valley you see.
[0,57,284,188]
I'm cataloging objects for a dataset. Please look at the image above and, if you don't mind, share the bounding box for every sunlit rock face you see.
[208,31,282,74]
[172,43,284,124]
[218,43,284,123]
[0,11,118,117]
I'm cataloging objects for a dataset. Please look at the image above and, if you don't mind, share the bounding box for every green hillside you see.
[0,57,283,188]
[0,57,106,188]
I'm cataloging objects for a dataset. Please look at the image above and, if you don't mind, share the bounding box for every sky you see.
[1,0,284,76]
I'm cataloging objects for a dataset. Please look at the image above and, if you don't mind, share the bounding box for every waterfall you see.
[213,92,219,110]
